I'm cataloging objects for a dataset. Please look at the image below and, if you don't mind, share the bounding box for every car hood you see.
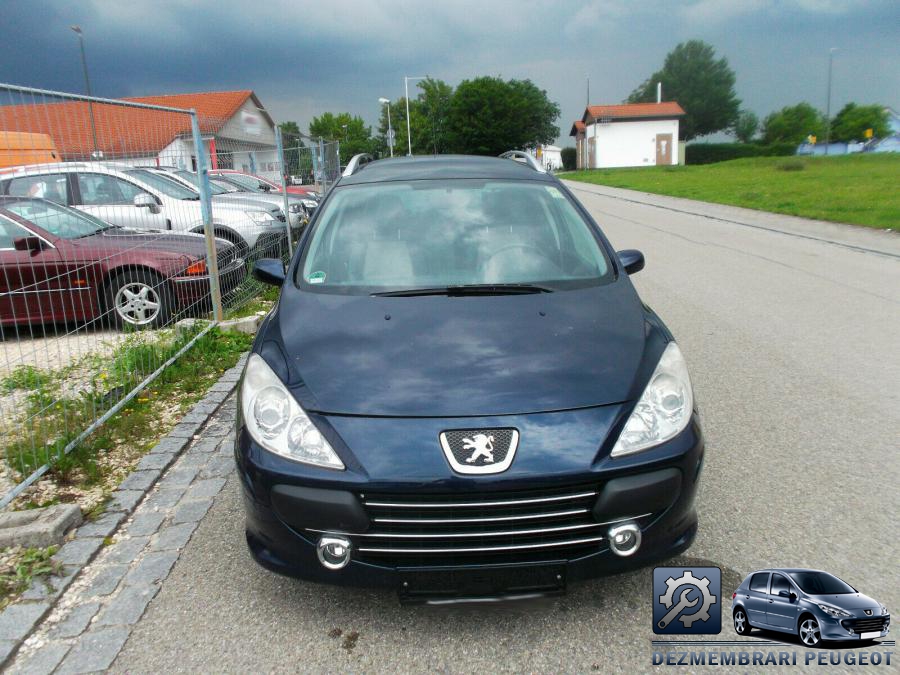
[807,593,882,610]
[71,228,227,258]
[270,280,658,417]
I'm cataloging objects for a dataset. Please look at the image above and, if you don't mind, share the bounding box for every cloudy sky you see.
[1,0,898,144]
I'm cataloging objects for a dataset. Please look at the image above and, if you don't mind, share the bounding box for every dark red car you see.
[0,197,245,329]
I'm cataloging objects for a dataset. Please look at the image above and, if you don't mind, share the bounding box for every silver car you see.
[732,569,890,647]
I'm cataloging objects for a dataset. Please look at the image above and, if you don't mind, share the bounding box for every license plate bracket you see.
[399,564,566,604]
[860,630,881,640]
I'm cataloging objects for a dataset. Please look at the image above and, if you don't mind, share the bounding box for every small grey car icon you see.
[732,569,890,647]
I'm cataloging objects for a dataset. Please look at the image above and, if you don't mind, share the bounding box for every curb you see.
[0,352,247,669]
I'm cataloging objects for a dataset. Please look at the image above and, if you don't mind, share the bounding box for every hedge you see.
[686,142,797,165]
[561,147,576,170]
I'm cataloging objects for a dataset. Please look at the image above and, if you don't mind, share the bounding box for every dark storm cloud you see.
[1,0,898,144]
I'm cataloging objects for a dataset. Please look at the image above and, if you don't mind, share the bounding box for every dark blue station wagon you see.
[235,152,704,601]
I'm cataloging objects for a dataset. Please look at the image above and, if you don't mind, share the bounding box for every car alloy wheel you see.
[799,617,821,646]
[107,269,171,328]
[733,609,750,635]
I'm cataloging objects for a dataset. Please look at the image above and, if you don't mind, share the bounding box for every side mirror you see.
[252,258,286,286]
[134,193,161,214]
[778,590,796,599]
[617,249,645,275]
[14,236,46,253]
[259,182,272,192]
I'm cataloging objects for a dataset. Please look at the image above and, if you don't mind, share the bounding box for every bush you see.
[686,142,796,165]
[561,147,576,170]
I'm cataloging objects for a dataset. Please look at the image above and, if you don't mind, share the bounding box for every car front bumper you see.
[820,614,891,641]
[172,257,247,307]
[235,411,704,599]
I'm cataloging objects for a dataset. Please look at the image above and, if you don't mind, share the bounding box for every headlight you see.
[246,210,275,225]
[241,354,344,470]
[611,342,694,457]
[818,603,851,618]
[289,203,304,213]
[301,199,317,209]
[881,604,889,616]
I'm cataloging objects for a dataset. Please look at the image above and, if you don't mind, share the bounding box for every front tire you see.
[105,269,172,329]
[799,616,822,647]
[733,608,751,636]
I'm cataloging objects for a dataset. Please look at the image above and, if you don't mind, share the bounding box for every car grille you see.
[346,483,651,567]
[841,616,889,633]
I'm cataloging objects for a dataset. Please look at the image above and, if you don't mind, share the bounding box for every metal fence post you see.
[318,138,326,192]
[190,109,224,322]
[274,127,294,258]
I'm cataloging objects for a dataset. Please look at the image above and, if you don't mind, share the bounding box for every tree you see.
[376,78,454,156]
[627,40,740,140]
[446,76,560,156]
[761,103,824,145]
[830,103,889,142]
[308,112,375,164]
[733,110,759,143]
[561,147,576,170]
[278,121,305,176]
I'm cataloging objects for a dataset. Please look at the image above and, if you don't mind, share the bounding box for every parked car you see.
[732,569,890,647]
[160,169,311,230]
[236,153,704,601]
[0,197,245,328]
[209,169,320,199]
[0,163,288,259]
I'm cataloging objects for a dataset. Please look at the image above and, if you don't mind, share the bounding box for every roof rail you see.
[499,150,546,173]
[342,153,374,177]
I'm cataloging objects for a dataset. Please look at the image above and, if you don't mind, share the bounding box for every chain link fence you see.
[0,82,327,508]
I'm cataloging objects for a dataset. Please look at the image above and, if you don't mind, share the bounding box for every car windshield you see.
[1,197,113,239]
[217,173,269,192]
[787,572,855,595]
[173,171,229,195]
[124,169,199,200]
[299,180,612,293]
[210,177,240,192]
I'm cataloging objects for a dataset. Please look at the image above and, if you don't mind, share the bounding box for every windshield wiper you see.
[372,284,553,297]
[74,225,120,238]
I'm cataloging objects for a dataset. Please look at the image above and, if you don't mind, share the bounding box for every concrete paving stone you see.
[203,420,233,438]
[134,451,176,472]
[0,504,82,549]
[167,422,202,439]
[47,602,101,639]
[173,452,210,469]
[189,402,217,416]
[161,463,201,488]
[99,536,149,565]
[0,640,17,667]
[199,456,235,479]
[52,538,103,567]
[147,435,189,455]
[171,499,213,525]
[107,490,144,513]
[191,437,220,453]
[201,390,229,406]
[149,522,197,551]
[125,511,166,537]
[117,470,160,493]
[7,640,69,675]
[19,578,54,601]
[56,625,130,674]
[123,550,179,587]
[141,487,186,512]
[208,381,234,392]
[183,478,227,500]
[73,511,126,540]
[179,411,210,424]
[93,586,159,627]
[80,564,129,598]
[0,601,49,642]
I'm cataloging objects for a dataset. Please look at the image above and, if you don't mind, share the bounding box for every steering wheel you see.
[479,243,556,273]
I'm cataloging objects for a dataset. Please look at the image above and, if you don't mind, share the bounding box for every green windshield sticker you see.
[308,271,326,284]
[546,186,565,199]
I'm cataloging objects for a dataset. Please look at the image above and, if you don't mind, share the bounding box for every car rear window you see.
[298,179,612,293]
[749,573,769,592]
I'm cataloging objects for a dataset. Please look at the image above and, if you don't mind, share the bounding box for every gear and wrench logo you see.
[652,567,722,634]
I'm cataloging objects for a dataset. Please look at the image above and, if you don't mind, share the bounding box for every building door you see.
[588,137,596,169]
[656,134,673,165]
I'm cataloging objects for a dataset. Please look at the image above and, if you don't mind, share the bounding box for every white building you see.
[528,144,563,171]
[569,102,685,169]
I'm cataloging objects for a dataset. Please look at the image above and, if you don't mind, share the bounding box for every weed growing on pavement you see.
[0,365,52,394]
[0,545,61,610]
[2,327,252,510]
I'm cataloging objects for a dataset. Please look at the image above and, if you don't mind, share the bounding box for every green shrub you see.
[561,147,576,171]
[686,142,796,165]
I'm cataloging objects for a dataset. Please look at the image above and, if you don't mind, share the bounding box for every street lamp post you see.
[824,47,838,156]
[404,76,427,156]
[70,25,100,159]
[379,97,394,157]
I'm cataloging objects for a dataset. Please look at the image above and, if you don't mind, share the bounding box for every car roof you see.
[337,155,557,186]
[747,568,824,576]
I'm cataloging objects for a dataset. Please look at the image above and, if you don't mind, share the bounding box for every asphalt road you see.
[111,184,900,673]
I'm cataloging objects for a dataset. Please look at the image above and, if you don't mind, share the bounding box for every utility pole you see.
[824,47,838,155]
[404,75,427,156]
[71,25,100,159]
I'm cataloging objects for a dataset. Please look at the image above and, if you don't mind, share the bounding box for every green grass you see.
[565,153,900,229]
[0,546,61,610]
[1,366,51,394]
[3,326,252,489]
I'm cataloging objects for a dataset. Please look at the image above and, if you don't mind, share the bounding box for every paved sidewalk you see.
[6,394,239,674]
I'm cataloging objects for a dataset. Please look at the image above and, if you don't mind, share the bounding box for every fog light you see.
[607,522,642,557]
[317,535,351,570]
